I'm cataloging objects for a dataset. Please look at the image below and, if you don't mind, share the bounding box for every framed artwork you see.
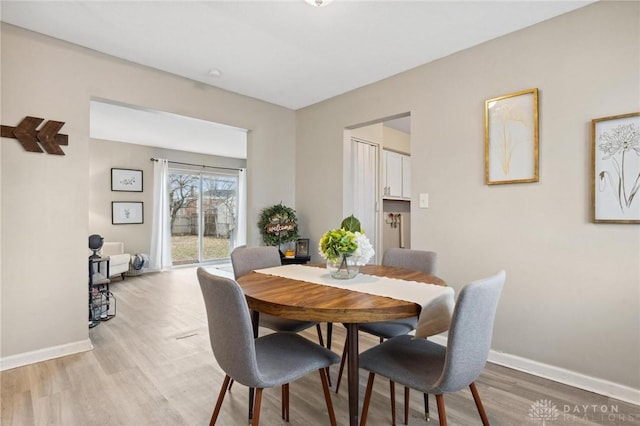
[111,168,143,192]
[295,238,310,257]
[591,112,640,223]
[112,202,144,224]
[485,88,539,185]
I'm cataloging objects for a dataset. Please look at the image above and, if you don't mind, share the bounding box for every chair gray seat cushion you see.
[250,333,340,388]
[260,313,318,333]
[358,316,418,339]
[359,334,446,393]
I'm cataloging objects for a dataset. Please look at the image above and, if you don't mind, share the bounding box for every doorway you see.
[344,114,411,262]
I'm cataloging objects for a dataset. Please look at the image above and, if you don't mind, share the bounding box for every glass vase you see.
[326,254,360,279]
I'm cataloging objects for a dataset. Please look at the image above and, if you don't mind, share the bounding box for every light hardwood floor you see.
[2,267,638,426]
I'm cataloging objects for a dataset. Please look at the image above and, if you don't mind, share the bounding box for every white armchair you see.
[101,242,131,280]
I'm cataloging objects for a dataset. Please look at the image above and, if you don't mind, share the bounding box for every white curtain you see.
[233,168,247,249]
[150,158,172,270]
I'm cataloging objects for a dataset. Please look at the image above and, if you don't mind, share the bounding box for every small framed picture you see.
[295,238,310,257]
[591,112,640,223]
[485,88,539,185]
[111,168,143,192]
[112,202,144,224]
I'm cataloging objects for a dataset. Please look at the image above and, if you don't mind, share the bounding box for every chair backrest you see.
[231,246,282,279]
[197,267,262,386]
[435,270,505,393]
[101,241,125,256]
[382,248,437,275]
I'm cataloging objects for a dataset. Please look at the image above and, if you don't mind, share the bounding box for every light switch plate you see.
[419,193,429,208]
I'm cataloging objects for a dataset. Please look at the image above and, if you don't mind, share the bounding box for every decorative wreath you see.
[258,203,300,246]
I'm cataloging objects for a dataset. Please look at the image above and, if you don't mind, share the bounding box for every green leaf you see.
[340,215,361,232]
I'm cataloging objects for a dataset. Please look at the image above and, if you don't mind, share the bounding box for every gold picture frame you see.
[591,112,640,224]
[485,88,539,185]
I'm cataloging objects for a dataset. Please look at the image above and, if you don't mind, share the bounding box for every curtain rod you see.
[150,158,243,172]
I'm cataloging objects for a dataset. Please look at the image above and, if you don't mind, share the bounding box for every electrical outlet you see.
[419,193,429,208]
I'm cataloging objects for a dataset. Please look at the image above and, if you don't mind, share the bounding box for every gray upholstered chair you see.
[335,248,438,416]
[197,267,339,426]
[358,270,506,426]
[230,246,324,343]
[362,248,437,339]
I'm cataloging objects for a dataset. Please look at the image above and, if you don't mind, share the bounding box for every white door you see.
[350,138,379,263]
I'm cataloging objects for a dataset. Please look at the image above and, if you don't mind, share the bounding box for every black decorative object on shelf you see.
[89,234,104,259]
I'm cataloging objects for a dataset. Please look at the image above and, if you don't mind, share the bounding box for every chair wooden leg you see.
[335,335,348,394]
[227,379,233,391]
[288,383,291,421]
[251,388,263,426]
[324,367,332,388]
[283,383,290,421]
[248,387,254,421]
[359,372,376,426]
[469,382,489,426]
[316,323,325,346]
[404,387,409,425]
[435,394,447,426]
[210,375,231,426]
[319,369,337,426]
[320,323,332,387]
[424,393,430,421]
[281,385,286,420]
[389,381,396,426]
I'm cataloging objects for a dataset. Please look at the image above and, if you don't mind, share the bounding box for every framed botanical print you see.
[485,88,539,184]
[112,202,144,224]
[591,112,640,223]
[111,168,143,192]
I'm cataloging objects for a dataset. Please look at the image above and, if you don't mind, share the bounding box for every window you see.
[168,169,239,265]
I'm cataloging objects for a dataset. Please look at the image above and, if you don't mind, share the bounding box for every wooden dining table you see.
[236,264,446,426]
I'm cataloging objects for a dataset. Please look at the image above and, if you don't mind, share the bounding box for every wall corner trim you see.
[0,339,93,372]
[428,335,639,405]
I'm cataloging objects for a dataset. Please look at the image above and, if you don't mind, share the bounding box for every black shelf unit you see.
[281,256,311,265]
[88,257,116,328]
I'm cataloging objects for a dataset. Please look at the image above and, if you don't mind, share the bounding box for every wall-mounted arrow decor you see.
[1,116,68,155]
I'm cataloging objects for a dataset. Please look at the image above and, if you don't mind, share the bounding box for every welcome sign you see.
[265,222,295,234]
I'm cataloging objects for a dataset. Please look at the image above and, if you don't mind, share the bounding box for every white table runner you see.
[253,264,454,338]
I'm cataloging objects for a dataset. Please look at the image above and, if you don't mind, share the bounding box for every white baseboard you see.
[0,339,93,371]
[428,335,640,406]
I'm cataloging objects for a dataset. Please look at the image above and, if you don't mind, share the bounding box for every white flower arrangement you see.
[351,231,375,265]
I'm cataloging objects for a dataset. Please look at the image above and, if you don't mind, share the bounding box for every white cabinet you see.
[383,150,411,200]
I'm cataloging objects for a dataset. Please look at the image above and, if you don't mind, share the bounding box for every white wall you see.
[382,126,410,154]
[0,23,295,364]
[296,0,640,395]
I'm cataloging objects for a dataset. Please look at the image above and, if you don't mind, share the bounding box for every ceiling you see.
[2,1,592,157]
[1,1,593,111]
